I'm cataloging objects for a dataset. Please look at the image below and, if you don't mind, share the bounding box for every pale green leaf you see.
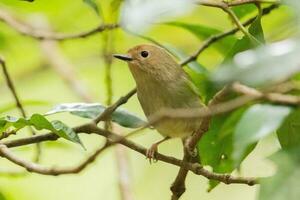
[259,147,300,200]
[233,104,292,163]
[46,103,146,128]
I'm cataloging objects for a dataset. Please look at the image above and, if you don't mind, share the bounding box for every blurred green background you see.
[0,0,294,199]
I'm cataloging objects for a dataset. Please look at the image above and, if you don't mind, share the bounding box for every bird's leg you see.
[146,136,170,163]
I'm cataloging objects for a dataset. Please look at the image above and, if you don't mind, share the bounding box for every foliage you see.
[0,114,83,146]
[46,103,146,128]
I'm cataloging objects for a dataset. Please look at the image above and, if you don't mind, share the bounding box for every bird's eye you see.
[140,51,149,58]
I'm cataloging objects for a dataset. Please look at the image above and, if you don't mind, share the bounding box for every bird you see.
[113,44,203,160]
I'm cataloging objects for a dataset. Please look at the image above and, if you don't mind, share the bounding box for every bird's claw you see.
[187,147,198,157]
[146,144,158,164]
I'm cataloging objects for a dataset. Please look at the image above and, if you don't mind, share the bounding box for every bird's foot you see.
[186,147,197,157]
[146,143,158,164]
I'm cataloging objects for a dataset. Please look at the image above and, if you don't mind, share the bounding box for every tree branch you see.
[232,82,300,105]
[94,88,137,124]
[0,57,41,162]
[0,9,118,41]
[222,6,261,44]
[197,0,280,8]
[170,86,230,200]
[180,4,279,66]
[0,123,257,186]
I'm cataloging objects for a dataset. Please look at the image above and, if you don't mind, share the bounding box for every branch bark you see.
[0,123,257,186]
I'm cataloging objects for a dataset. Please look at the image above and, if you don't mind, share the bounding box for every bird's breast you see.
[136,77,203,138]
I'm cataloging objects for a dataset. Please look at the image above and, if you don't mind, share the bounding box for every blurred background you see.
[0,0,296,200]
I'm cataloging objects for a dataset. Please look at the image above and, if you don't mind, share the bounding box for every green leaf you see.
[51,120,84,148]
[166,22,236,54]
[223,14,264,63]
[30,114,54,130]
[110,108,146,128]
[197,107,247,190]
[166,22,221,38]
[46,103,146,128]
[83,0,100,16]
[233,104,292,163]
[212,39,300,86]
[0,114,83,146]
[277,109,300,149]
[232,4,257,19]
[259,147,300,200]
[0,116,29,133]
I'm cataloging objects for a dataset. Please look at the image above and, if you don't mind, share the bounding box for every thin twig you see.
[94,88,137,124]
[0,9,118,41]
[180,4,279,66]
[0,58,27,117]
[196,0,280,8]
[102,27,135,200]
[0,130,16,140]
[222,6,261,45]
[232,82,300,105]
[0,57,41,162]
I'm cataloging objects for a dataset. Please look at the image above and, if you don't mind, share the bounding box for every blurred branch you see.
[3,83,294,146]
[180,4,279,66]
[0,9,118,41]
[197,0,280,8]
[40,40,94,102]
[126,81,300,138]
[0,57,41,162]
[197,0,278,44]
[170,86,230,200]
[222,6,261,44]
[232,82,300,105]
[114,126,135,200]
[102,25,135,200]
[0,123,257,186]
[0,130,16,140]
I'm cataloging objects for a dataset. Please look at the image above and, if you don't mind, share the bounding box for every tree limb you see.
[170,86,230,200]
[0,9,118,41]
[0,123,257,186]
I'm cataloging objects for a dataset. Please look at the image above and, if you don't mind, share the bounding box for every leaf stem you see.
[222,6,261,45]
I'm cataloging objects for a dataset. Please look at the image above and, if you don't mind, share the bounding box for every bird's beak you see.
[113,54,133,62]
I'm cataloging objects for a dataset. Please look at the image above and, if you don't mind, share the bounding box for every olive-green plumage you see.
[114,44,203,139]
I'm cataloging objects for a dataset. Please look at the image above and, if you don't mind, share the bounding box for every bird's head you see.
[113,44,181,81]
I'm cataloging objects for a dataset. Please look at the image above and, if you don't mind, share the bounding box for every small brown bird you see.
[114,44,203,159]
